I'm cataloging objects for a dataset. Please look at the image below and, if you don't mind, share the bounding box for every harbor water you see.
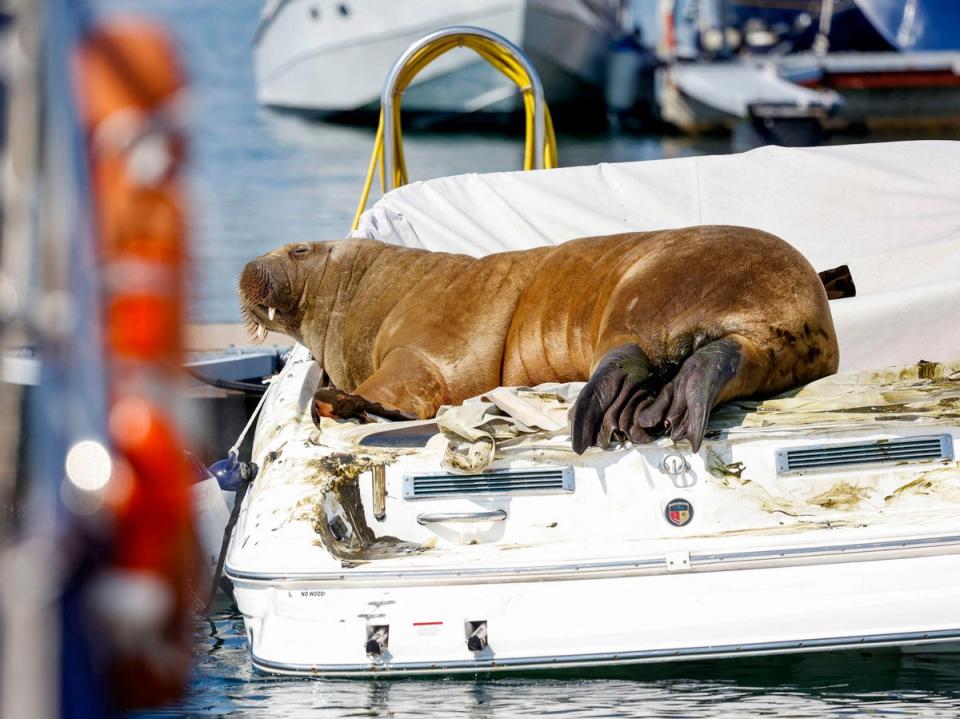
[132,600,960,718]
[98,1,960,716]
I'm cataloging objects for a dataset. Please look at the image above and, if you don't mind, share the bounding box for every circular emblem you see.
[665,498,694,527]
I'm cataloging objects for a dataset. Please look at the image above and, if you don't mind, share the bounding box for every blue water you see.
[95,1,960,716]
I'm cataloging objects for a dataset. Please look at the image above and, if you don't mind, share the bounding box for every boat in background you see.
[657,0,960,146]
[254,0,525,117]
[712,0,960,55]
[520,0,648,122]
[254,0,647,128]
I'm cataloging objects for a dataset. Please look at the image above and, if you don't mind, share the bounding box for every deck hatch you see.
[403,466,574,499]
[776,434,953,474]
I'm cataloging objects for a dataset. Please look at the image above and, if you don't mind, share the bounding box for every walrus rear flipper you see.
[571,338,743,454]
[662,337,742,452]
[571,344,659,454]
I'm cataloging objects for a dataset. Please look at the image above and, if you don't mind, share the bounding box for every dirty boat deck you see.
[223,346,960,675]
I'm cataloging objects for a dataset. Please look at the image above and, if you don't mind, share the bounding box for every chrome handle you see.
[381,26,546,190]
[417,510,507,525]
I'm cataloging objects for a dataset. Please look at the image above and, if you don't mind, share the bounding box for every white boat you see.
[254,0,632,118]
[254,0,526,114]
[657,1,960,142]
[225,140,960,675]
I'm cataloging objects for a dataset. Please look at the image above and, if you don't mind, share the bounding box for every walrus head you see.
[238,241,330,344]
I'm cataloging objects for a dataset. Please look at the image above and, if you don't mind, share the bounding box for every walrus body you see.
[239,227,839,452]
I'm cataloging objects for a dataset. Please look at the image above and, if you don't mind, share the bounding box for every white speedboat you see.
[254,0,526,115]
[254,0,632,119]
[225,140,960,675]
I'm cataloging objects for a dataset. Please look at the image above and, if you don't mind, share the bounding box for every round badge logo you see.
[665,498,693,527]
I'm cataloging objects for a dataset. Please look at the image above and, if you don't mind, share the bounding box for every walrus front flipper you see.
[661,337,742,452]
[571,344,658,454]
[353,347,452,421]
[312,387,417,425]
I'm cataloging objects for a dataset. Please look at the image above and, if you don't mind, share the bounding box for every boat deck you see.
[225,348,960,582]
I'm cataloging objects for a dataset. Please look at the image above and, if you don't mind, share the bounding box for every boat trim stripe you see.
[225,533,960,586]
[250,628,960,676]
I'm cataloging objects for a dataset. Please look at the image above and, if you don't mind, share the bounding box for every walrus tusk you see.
[256,323,267,342]
[268,307,276,320]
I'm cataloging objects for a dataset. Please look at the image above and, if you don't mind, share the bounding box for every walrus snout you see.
[239,257,295,308]
[239,259,273,304]
[238,256,299,341]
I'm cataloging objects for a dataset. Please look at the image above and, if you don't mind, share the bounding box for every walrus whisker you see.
[239,305,264,344]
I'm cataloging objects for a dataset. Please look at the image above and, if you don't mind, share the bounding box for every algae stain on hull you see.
[885,465,960,504]
[706,452,745,482]
[705,448,810,517]
[293,451,425,563]
[808,482,872,510]
[918,360,939,380]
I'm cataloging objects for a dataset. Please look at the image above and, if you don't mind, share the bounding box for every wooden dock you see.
[184,323,291,352]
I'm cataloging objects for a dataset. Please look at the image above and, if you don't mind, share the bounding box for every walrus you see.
[238,227,839,453]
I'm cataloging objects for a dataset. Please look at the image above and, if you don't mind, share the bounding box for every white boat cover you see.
[427,361,960,474]
[354,140,960,373]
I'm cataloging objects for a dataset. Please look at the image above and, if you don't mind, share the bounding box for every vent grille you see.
[403,466,574,500]
[777,435,953,474]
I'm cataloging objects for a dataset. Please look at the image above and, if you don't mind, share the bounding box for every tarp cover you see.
[414,361,960,473]
[354,140,960,373]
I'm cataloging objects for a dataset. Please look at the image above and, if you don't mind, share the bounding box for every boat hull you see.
[232,546,960,676]
[254,0,525,113]
[224,344,960,677]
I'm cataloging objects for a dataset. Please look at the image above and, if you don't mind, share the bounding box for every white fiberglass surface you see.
[225,347,960,578]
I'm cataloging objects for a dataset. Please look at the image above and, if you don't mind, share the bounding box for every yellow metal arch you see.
[352,28,558,230]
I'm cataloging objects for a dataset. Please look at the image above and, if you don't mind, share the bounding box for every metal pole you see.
[0,1,59,715]
[815,0,835,55]
[0,0,40,532]
[381,25,545,192]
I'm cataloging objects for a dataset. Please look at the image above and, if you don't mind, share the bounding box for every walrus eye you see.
[290,244,311,260]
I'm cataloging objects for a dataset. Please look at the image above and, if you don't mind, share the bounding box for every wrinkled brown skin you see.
[238,227,839,452]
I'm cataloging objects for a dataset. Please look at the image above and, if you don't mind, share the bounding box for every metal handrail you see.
[380,25,546,191]
[417,509,508,525]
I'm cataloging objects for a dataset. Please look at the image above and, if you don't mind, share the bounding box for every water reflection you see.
[134,603,960,718]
